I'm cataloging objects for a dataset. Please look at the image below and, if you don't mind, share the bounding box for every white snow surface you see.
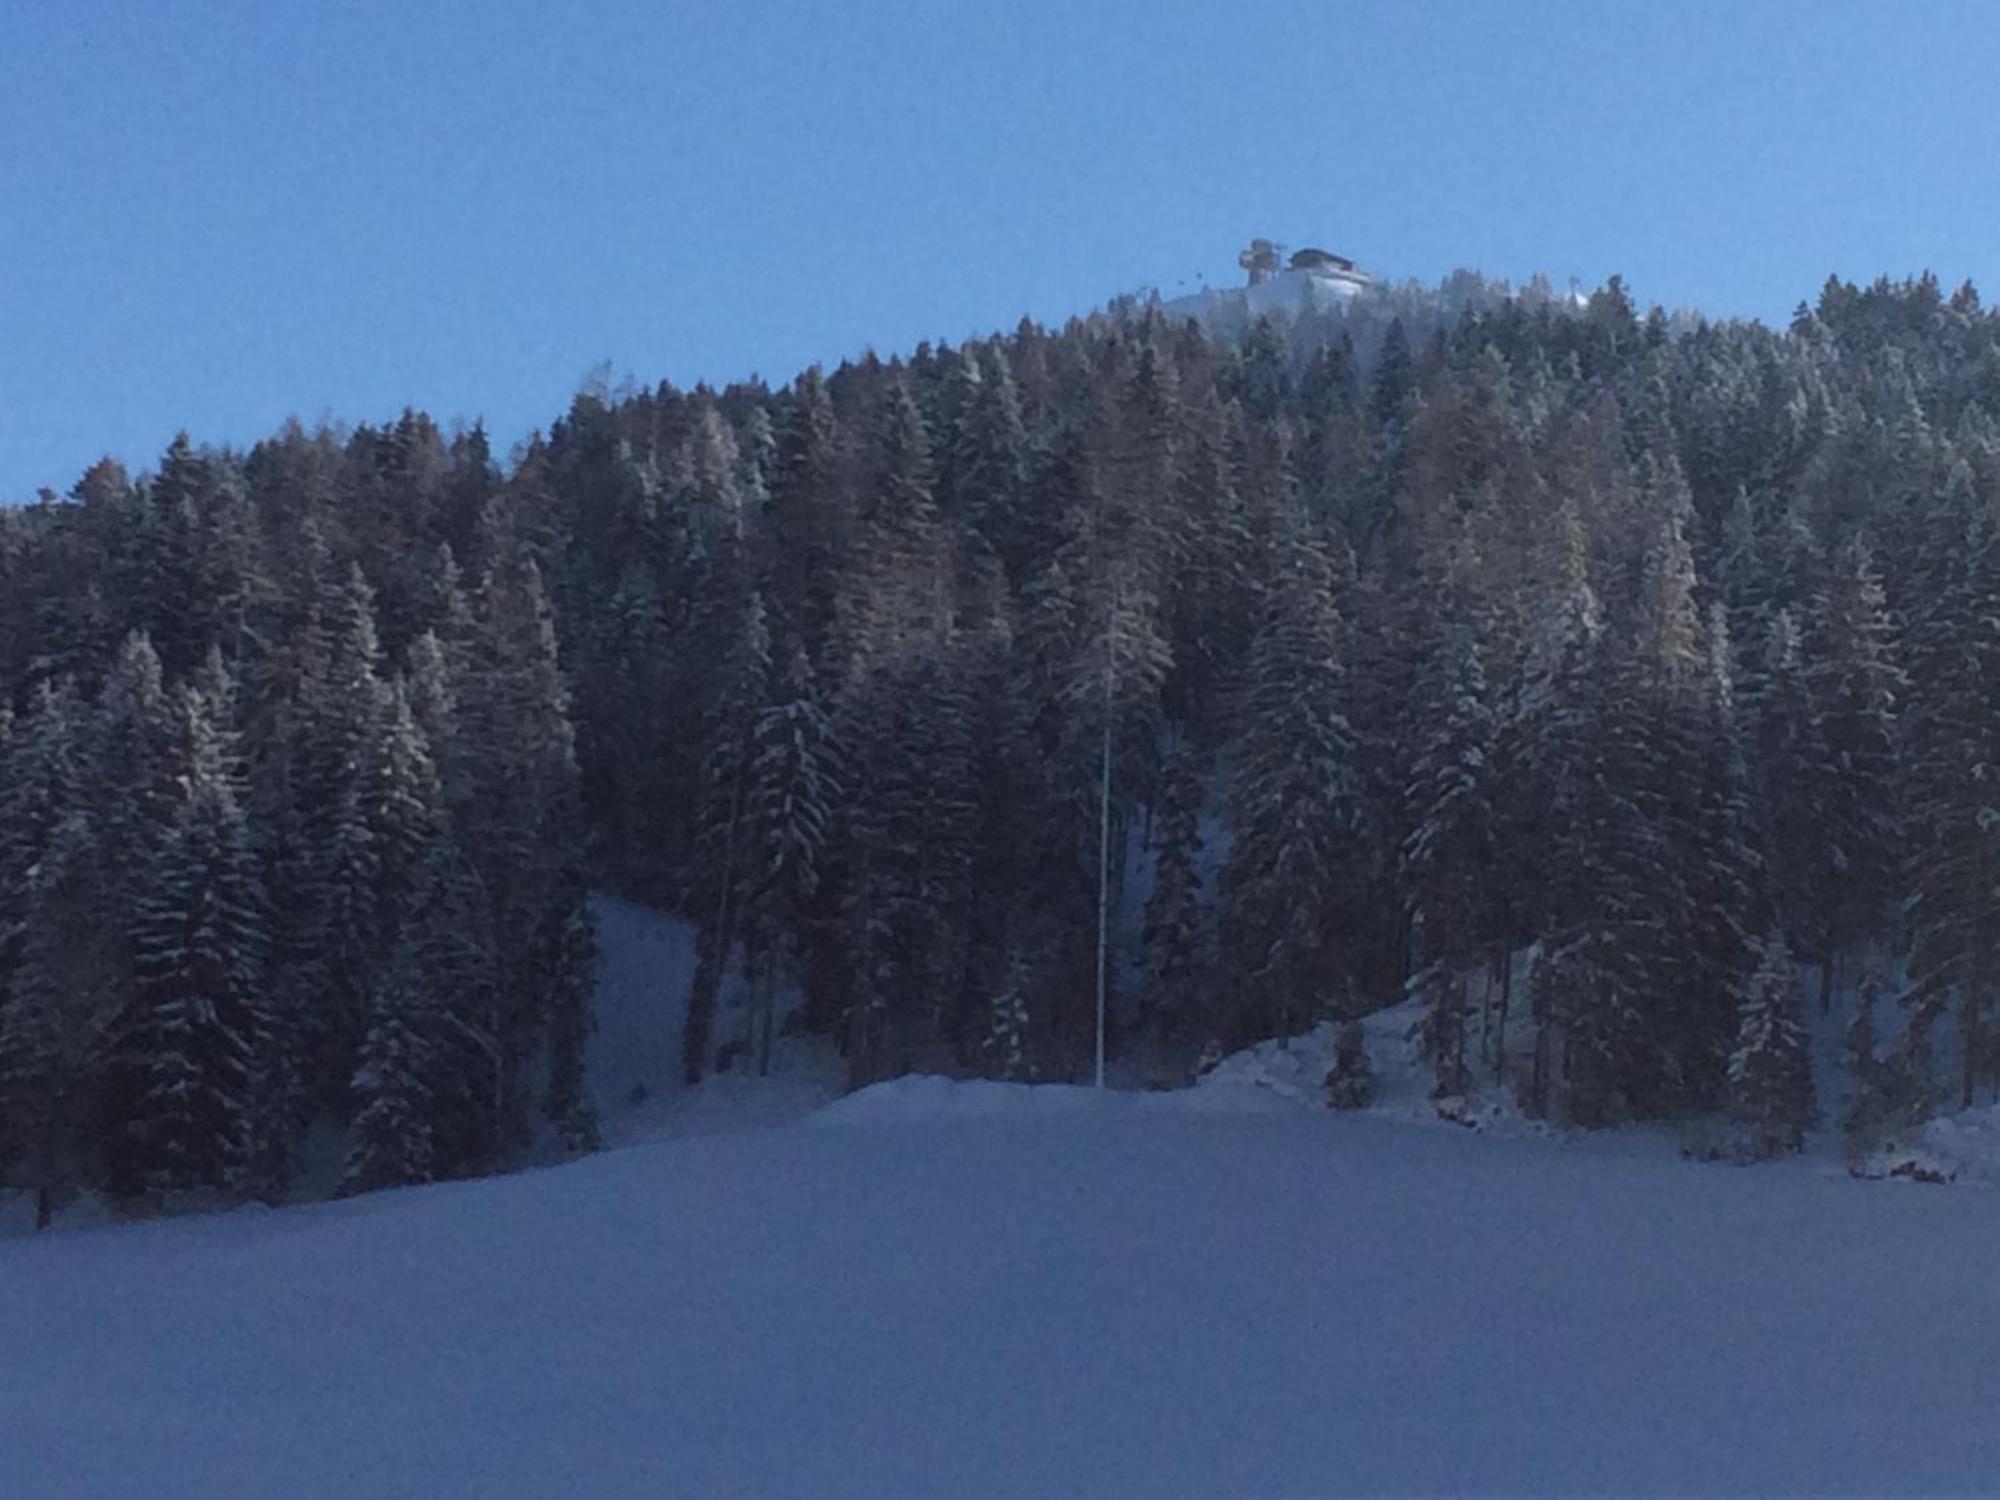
[584,894,844,1148]
[7,910,2000,1495]
[1158,265,1369,326]
[1916,1104,2000,1181]
[7,1072,2000,1493]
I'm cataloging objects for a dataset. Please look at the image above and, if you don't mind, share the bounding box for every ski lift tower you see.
[1238,237,1283,287]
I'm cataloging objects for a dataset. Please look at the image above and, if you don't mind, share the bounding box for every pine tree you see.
[89,631,178,891]
[979,954,1033,1083]
[317,769,384,1102]
[1139,743,1209,1052]
[541,873,600,1153]
[1534,459,1738,1122]
[1220,526,1358,1047]
[1527,631,1659,1124]
[1297,334,1364,534]
[416,839,505,1174]
[1236,315,1292,425]
[340,930,439,1195]
[1884,1000,1941,1132]
[681,593,772,1084]
[948,346,1033,582]
[947,616,1028,1068]
[1838,974,1887,1161]
[1371,319,1415,432]
[0,812,122,1224]
[762,365,847,663]
[1162,388,1259,744]
[1744,609,1825,963]
[846,376,950,657]
[1803,534,1902,1003]
[127,432,208,673]
[1903,498,2000,1106]
[840,641,980,1083]
[1672,602,1762,1110]
[1400,623,1496,1099]
[115,683,271,1199]
[456,553,592,1143]
[402,624,468,825]
[1727,932,1815,1159]
[738,640,836,1075]
[0,679,87,1000]
[1325,1019,1377,1110]
[274,560,393,1119]
[367,680,446,922]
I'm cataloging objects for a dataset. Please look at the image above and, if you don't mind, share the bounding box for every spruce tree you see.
[840,641,980,1083]
[116,683,271,1198]
[0,679,87,999]
[762,365,847,663]
[1838,975,1887,1161]
[1139,743,1209,1053]
[979,955,1034,1083]
[0,812,121,1225]
[89,631,178,892]
[541,872,601,1153]
[1220,525,1358,1047]
[1743,609,1825,965]
[738,640,836,1075]
[681,593,771,1084]
[1903,499,2000,1106]
[341,930,439,1195]
[1325,1019,1377,1110]
[1400,623,1496,1099]
[415,839,505,1174]
[949,347,1033,583]
[457,553,593,1142]
[1803,534,1902,1003]
[1727,932,1815,1159]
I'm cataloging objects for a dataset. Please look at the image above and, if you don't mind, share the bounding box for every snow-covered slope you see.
[6,1074,1999,1497]
[584,895,843,1149]
[7,905,1997,1494]
[1158,265,1372,326]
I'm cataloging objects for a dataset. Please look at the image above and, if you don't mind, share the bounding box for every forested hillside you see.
[3,268,1995,1218]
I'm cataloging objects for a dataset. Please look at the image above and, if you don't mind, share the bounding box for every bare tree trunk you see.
[491,1004,508,1167]
[1531,1018,1551,1118]
[681,773,746,1086]
[1398,903,1416,991]
[1476,960,1494,1068]
[1819,949,1837,1016]
[1962,990,1982,1110]
[1493,948,1512,1088]
[756,970,777,1078]
[1447,972,1468,1094]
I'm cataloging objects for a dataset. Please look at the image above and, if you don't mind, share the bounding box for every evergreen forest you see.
[4,267,1997,1219]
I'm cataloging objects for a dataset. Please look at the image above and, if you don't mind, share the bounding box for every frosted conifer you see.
[1727,933,1815,1159]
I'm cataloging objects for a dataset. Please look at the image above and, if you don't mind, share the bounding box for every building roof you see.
[1289,247,1355,272]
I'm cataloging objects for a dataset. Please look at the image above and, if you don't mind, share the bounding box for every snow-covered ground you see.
[583,895,844,1150]
[1158,264,1370,327]
[7,1072,2000,1496]
[8,904,2000,1495]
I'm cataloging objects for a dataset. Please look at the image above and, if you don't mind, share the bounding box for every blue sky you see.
[4,0,1996,499]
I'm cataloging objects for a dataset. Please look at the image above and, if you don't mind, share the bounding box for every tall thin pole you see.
[1095,625,1114,1090]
